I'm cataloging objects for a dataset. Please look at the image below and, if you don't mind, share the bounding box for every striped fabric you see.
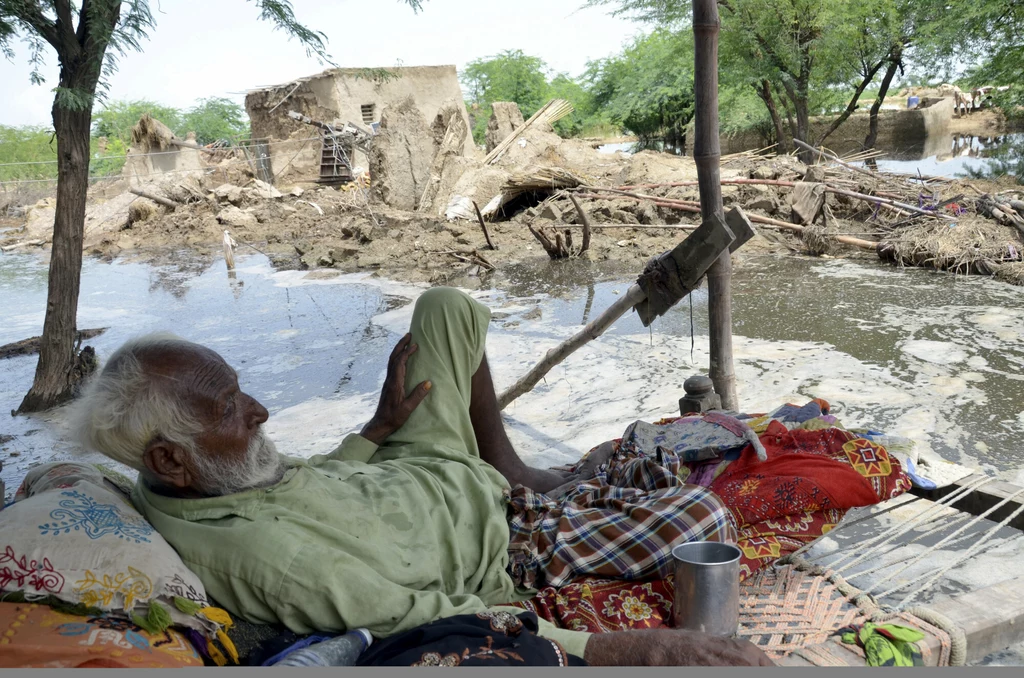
[506,447,737,590]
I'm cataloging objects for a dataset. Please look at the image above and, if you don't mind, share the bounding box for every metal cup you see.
[671,541,742,637]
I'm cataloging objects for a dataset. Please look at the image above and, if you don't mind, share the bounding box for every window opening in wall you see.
[361,104,375,124]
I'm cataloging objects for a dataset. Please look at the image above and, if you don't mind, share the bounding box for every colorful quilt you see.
[0,602,203,668]
[513,402,913,635]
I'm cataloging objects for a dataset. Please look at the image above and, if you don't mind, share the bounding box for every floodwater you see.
[598,132,1023,182]
[852,132,1024,180]
[2,250,1024,500]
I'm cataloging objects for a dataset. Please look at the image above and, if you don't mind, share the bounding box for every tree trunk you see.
[756,80,789,152]
[864,54,901,149]
[693,0,737,410]
[815,59,886,147]
[17,78,94,412]
[794,81,812,163]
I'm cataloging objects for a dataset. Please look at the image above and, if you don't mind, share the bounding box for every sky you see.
[0,0,645,127]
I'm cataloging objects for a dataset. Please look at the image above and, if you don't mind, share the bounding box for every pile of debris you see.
[3,101,1021,286]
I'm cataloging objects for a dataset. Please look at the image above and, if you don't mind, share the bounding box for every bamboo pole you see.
[693,0,737,410]
[497,284,647,410]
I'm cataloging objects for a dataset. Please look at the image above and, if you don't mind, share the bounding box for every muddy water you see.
[599,132,1024,181]
[2,251,1023,499]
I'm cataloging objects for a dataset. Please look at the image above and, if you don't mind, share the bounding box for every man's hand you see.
[583,628,774,666]
[360,334,431,446]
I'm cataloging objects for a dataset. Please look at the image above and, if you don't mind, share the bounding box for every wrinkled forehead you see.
[135,344,238,396]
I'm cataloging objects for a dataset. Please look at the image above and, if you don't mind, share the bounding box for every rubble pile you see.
[2,102,1021,285]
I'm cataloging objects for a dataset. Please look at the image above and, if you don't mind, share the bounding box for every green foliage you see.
[0,123,135,184]
[180,97,249,145]
[92,99,182,144]
[462,49,551,118]
[0,125,58,182]
[585,29,695,146]
[547,74,594,138]
[588,0,917,147]
[1,1,341,117]
[460,50,598,143]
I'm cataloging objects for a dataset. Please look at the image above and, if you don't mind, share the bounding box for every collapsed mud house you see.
[244,65,475,187]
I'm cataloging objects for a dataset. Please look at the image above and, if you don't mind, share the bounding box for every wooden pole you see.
[693,0,737,410]
[498,285,647,410]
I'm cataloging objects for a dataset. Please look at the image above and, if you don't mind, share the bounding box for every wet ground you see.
[2,249,1023,500]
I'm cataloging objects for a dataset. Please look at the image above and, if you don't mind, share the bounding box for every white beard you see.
[189,427,286,497]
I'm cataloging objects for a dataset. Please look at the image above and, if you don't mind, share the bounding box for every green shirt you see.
[133,434,590,657]
[133,288,591,658]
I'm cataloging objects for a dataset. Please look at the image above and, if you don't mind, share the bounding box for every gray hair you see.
[70,332,205,471]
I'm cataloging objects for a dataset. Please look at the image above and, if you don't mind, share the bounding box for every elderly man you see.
[73,287,771,666]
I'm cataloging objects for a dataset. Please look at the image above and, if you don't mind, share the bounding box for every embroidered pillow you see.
[0,462,216,639]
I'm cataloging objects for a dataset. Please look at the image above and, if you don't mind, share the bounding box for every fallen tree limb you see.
[129,188,179,209]
[498,284,647,410]
[0,239,46,253]
[827,186,957,221]
[1,328,107,360]
[569,194,592,254]
[472,201,497,250]
[168,138,218,155]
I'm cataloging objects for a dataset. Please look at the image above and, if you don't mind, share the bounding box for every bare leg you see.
[469,355,575,493]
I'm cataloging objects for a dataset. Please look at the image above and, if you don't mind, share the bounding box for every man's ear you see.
[143,440,192,489]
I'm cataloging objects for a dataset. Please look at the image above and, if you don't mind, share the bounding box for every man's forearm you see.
[500,462,573,494]
[583,630,667,666]
[583,629,774,666]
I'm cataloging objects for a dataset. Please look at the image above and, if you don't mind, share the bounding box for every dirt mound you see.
[486,102,525,153]
[369,97,435,211]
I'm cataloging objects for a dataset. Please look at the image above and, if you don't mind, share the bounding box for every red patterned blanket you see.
[512,411,912,635]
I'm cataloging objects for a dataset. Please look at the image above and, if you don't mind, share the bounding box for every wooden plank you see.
[633,212,735,326]
[911,475,1024,531]
[928,576,1024,664]
[725,206,756,253]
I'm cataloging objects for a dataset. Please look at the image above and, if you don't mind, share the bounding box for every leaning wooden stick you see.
[472,201,497,250]
[497,284,647,410]
[569,194,592,254]
[130,188,178,209]
[498,208,749,410]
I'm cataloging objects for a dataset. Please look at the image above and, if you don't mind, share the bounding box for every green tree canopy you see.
[92,99,183,143]
[584,29,695,149]
[462,49,551,117]
[180,97,249,145]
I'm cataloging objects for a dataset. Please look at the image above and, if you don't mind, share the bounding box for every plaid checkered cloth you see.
[505,447,737,590]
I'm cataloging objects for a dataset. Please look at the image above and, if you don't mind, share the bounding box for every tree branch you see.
[53,0,84,60]
[75,0,92,47]
[15,1,60,50]
[815,57,886,147]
